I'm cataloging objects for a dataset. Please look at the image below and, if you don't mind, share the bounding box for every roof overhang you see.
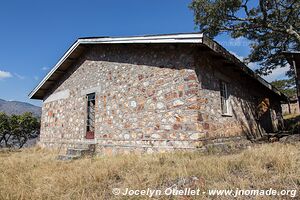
[202,37,287,101]
[283,51,300,73]
[29,33,287,102]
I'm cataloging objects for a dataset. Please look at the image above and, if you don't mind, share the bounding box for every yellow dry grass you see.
[0,143,299,200]
[283,114,300,120]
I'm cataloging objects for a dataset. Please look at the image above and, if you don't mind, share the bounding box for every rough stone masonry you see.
[37,42,284,154]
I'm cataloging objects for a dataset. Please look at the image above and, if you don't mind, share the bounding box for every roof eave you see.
[29,40,81,99]
[29,33,287,102]
[202,36,288,102]
[29,33,204,100]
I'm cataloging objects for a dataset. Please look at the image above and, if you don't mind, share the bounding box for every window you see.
[220,81,231,115]
[86,93,95,139]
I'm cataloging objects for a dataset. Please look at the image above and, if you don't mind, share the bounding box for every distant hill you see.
[0,99,41,117]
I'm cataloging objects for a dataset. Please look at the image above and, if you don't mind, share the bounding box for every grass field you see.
[0,143,299,200]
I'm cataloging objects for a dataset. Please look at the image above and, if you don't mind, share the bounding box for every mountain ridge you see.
[0,98,41,117]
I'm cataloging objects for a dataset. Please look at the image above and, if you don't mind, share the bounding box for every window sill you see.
[222,113,232,117]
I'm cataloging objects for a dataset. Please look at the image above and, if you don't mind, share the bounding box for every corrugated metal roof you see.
[29,33,287,101]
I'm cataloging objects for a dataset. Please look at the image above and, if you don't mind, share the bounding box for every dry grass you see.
[283,114,300,120]
[0,143,299,200]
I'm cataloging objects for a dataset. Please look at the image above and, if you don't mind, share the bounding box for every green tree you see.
[0,112,40,148]
[10,112,40,148]
[271,79,297,98]
[189,0,300,77]
[0,112,11,147]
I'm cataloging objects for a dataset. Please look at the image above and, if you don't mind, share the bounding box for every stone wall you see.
[282,101,299,115]
[194,52,282,138]
[39,44,282,153]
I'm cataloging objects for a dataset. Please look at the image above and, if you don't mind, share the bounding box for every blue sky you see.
[0,0,288,106]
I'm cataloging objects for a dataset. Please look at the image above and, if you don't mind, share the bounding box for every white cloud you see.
[0,70,12,80]
[34,76,39,81]
[219,37,251,48]
[263,66,290,82]
[42,67,50,71]
[14,73,25,80]
[248,62,259,70]
[229,51,244,62]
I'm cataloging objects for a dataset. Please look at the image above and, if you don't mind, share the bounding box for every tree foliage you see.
[0,112,40,148]
[189,0,300,76]
[271,78,297,98]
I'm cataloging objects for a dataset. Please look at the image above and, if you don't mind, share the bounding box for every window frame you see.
[86,92,96,136]
[220,81,232,117]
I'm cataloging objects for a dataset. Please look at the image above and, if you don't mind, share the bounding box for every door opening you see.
[86,93,95,139]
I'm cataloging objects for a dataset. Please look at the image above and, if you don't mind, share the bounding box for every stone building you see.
[29,33,287,154]
[282,98,299,115]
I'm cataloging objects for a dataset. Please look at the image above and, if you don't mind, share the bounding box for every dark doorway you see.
[259,109,274,133]
[257,98,274,133]
[86,93,95,139]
